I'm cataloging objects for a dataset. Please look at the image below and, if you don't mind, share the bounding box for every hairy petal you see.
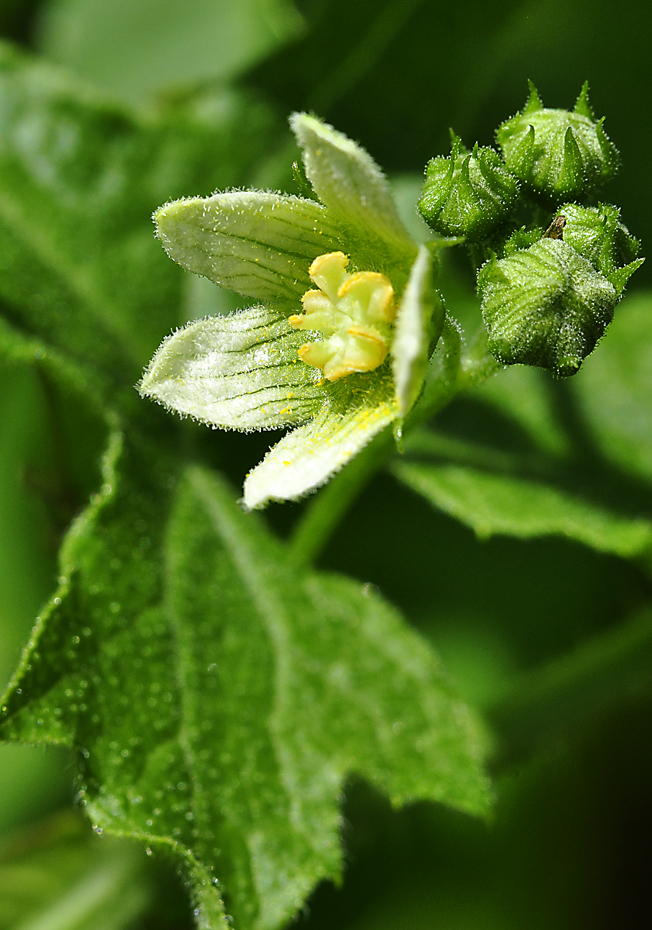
[392,245,443,417]
[243,371,396,508]
[140,307,326,430]
[291,114,416,271]
[154,192,343,306]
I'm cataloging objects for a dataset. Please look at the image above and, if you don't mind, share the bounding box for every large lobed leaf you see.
[0,430,490,930]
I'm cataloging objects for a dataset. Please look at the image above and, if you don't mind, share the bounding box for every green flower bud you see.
[479,237,618,377]
[496,81,619,206]
[552,202,644,294]
[418,132,518,242]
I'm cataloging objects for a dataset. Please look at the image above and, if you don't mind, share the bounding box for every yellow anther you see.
[298,341,334,369]
[291,252,396,381]
[300,290,330,313]
[346,325,386,344]
[338,273,396,323]
[308,251,349,301]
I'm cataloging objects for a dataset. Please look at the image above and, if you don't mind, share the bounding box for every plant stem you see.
[288,319,498,566]
[287,429,395,567]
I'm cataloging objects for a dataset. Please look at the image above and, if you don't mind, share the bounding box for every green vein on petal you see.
[291,114,416,272]
[140,307,326,431]
[154,191,344,306]
[243,370,396,508]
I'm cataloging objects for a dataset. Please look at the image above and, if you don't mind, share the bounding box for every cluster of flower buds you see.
[418,81,643,377]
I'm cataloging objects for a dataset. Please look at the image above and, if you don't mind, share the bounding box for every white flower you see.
[140,114,442,508]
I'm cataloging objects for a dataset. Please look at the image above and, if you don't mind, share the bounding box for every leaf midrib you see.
[186,468,320,919]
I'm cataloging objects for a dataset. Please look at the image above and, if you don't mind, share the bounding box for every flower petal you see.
[154,192,343,306]
[290,114,416,268]
[140,307,326,430]
[243,371,397,508]
[392,245,444,417]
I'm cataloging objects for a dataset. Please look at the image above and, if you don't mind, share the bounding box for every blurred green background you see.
[1,0,651,927]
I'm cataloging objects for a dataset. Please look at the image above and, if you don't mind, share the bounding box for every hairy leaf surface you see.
[0,435,490,930]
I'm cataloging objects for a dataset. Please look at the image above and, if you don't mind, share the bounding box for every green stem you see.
[287,429,395,568]
[488,607,652,770]
[288,318,497,566]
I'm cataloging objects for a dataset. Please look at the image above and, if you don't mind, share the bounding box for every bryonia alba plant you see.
[142,82,642,503]
[2,56,648,930]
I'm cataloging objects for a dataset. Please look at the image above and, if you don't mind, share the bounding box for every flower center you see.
[288,252,397,381]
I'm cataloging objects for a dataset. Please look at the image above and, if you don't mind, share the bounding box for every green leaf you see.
[140,307,326,431]
[0,44,282,384]
[290,113,416,268]
[391,245,442,418]
[0,321,111,835]
[0,44,169,378]
[243,369,397,509]
[392,457,652,558]
[0,431,227,927]
[154,193,343,306]
[0,434,490,930]
[0,315,107,417]
[39,0,304,107]
[0,315,115,536]
[167,466,490,928]
[572,290,652,485]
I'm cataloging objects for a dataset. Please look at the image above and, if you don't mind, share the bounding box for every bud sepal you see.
[552,202,644,294]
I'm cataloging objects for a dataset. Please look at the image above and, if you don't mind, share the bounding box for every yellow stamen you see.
[293,252,396,381]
